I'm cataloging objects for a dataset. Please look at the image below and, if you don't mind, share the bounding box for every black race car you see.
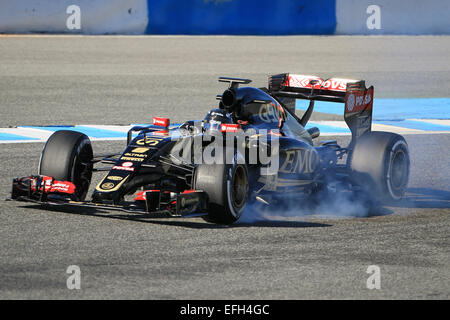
[9,74,410,224]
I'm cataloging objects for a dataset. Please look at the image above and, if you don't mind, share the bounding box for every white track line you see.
[1,120,449,144]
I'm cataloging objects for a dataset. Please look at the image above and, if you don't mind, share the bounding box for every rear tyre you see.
[194,154,249,225]
[39,130,93,201]
[349,131,410,202]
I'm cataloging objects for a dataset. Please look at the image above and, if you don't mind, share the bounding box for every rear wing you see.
[268,73,365,102]
[268,73,374,142]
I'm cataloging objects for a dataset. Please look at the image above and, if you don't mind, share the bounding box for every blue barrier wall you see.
[145,0,336,35]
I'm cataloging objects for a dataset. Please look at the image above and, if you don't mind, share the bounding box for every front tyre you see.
[194,157,249,225]
[39,130,93,201]
[349,131,410,202]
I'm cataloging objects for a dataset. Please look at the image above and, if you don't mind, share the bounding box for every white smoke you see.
[237,187,380,224]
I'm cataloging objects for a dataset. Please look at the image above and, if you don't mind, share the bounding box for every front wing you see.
[9,176,209,218]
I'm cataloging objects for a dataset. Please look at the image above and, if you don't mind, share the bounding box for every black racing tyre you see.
[39,130,93,201]
[194,154,249,225]
[349,131,410,202]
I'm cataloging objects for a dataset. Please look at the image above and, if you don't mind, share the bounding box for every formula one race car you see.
[10,75,410,224]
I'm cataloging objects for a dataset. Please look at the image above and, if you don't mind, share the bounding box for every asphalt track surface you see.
[0,36,449,299]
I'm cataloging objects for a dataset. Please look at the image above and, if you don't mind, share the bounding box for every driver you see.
[203,108,233,132]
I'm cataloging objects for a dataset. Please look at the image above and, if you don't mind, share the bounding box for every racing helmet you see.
[203,108,233,132]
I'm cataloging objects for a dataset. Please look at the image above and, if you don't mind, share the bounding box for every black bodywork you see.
[10,75,377,219]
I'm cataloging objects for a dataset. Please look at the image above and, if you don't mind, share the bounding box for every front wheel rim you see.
[231,165,248,209]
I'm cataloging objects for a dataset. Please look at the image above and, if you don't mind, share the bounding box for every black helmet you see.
[203,108,233,131]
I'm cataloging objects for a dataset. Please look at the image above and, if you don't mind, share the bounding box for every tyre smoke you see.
[238,189,376,224]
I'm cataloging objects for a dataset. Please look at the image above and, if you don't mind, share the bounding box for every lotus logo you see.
[101,182,115,190]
